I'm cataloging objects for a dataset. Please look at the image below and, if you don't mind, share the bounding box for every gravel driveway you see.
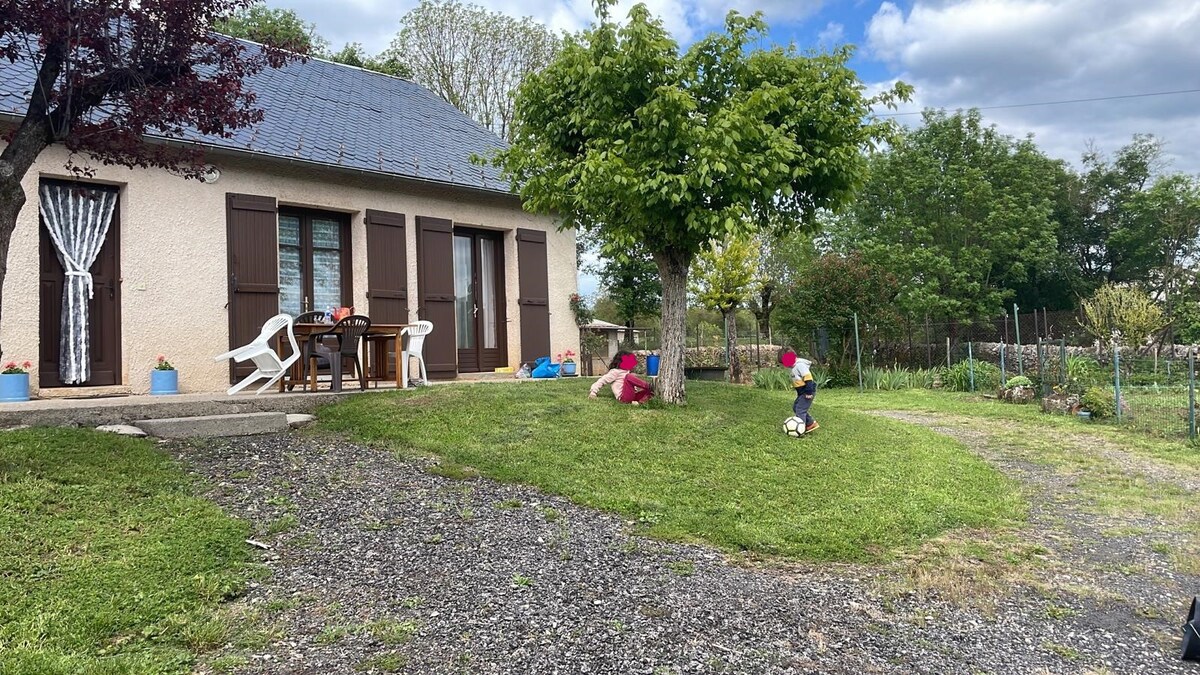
[178,430,1199,674]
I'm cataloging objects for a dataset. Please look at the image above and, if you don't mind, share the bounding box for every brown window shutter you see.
[416,215,458,380]
[516,228,550,364]
[365,209,408,324]
[226,193,279,382]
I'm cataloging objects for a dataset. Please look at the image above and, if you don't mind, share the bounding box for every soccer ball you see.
[783,416,806,438]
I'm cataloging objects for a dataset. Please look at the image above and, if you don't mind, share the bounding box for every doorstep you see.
[0,389,355,430]
[36,384,133,400]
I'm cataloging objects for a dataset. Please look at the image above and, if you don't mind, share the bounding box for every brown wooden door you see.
[226,193,279,382]
[453,228,507,373]
[38,184,121,388]
[366,209,408,323]
[516,228,550,365]
[366,209,408,378]
[416,216,458,379]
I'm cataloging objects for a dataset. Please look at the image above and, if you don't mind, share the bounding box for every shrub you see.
[1080,386,1116,418]
[752,367,792,391]
[825,363,858,388]
[1080,284,1167,349]
[753,365,832,391]
[1005,375,1033,389]
[942,361,1002,392]
[809,365,832,389]
[861,366,916,391]
[909,368,938,389]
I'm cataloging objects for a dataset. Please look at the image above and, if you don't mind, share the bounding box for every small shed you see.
[581,320,645,372]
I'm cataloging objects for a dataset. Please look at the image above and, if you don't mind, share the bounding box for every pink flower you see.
[156,354,166,363]
[21,361,32,370]
[2,362,14,370]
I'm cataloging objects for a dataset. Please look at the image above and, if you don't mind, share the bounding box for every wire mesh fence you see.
[817,309,1200,441]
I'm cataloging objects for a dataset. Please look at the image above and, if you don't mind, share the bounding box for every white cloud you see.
[864,0,1200,172]
[275,0,823,53]
[817,21,845,46]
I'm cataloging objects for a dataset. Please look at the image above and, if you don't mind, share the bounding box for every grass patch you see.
[264,514,299,536]
[0,428,251,673]
[824,389,1200,470]
[885,527,1053,610]
[364,618,418,645]
[356,652,408,672]
[314,624,353,645]
[319,381,1024,562]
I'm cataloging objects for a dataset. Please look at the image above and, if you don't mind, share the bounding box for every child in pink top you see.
[589,351,654,405]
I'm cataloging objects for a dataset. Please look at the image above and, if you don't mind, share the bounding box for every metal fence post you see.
[1114,344,1122,424]
[1060,338,1067,386]
[946,337,951,369]
[968,341,976,392]
[1000,342,1007,383]
[1014,303,1024,376]
[1189,348,1196,441]
[854,312,864,393]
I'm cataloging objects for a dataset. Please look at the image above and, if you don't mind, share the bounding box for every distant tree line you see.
[214,0,562,140]
[767,109,1200,352]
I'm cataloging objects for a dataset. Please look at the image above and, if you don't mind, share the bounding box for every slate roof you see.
[0,45,510,194]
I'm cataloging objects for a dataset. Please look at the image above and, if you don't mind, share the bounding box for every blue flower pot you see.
[562,362,577,377]
[150,369,179,396]
[0,373,29,403]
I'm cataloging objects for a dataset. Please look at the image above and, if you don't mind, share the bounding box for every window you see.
[278,208,351,316]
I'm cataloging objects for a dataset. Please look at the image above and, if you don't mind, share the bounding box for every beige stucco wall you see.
[1,144,577,396]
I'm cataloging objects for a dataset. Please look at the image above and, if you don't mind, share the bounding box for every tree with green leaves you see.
[844,109,1062,323]
[748,229,818,341]
[775,252,900,367]
[1065,135,1165,289]
[595,249,662,338]
[388,0,561,139]
[1080,284,1167,350]
[691,236,757,383]
[214,3,328,54]
[493,1,907,402]
[326,42,412,78]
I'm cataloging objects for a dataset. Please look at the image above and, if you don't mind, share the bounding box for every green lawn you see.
[0,429,251,674]
[820,388,1200,469]
[319,380,1026,562]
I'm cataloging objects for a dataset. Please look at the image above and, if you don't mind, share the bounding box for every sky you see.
[269,0,1200,298]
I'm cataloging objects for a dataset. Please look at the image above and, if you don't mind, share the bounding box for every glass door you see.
[453,229,507,372]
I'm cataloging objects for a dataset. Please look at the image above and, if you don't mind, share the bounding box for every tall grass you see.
[753,367,833,391]
[752,367,792,391]
[943,361,1002,392]
[860,366,939,391]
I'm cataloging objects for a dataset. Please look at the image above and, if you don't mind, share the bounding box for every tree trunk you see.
[654,249,690,404]
[757,283,774,338]
[0,117,57,361]
[0,43,64,361]
[725,308,749,384]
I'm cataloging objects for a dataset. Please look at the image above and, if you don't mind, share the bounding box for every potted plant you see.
[150,354,178,395]
[560,350,577,377]
[0,360,32,403]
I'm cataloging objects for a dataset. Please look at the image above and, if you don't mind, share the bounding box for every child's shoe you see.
[805,422,820,433]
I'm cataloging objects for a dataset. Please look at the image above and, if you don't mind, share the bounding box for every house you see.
[0,50,577,397]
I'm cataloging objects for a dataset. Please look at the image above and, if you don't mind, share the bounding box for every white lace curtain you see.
[39,183,118,385]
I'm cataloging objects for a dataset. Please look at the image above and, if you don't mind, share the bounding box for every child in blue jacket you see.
[781,349,819,433]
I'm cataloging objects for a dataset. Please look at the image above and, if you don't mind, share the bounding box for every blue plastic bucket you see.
[0,373,29,402]
[150,369,179,395]
[646,354,660,377]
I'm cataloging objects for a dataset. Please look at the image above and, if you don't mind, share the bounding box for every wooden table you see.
[280,322,415,392]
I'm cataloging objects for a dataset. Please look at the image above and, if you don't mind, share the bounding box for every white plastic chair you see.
[402,320,434,387]
[214,314,300,395]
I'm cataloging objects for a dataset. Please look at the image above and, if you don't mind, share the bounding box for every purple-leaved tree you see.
[0,0,303,358]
